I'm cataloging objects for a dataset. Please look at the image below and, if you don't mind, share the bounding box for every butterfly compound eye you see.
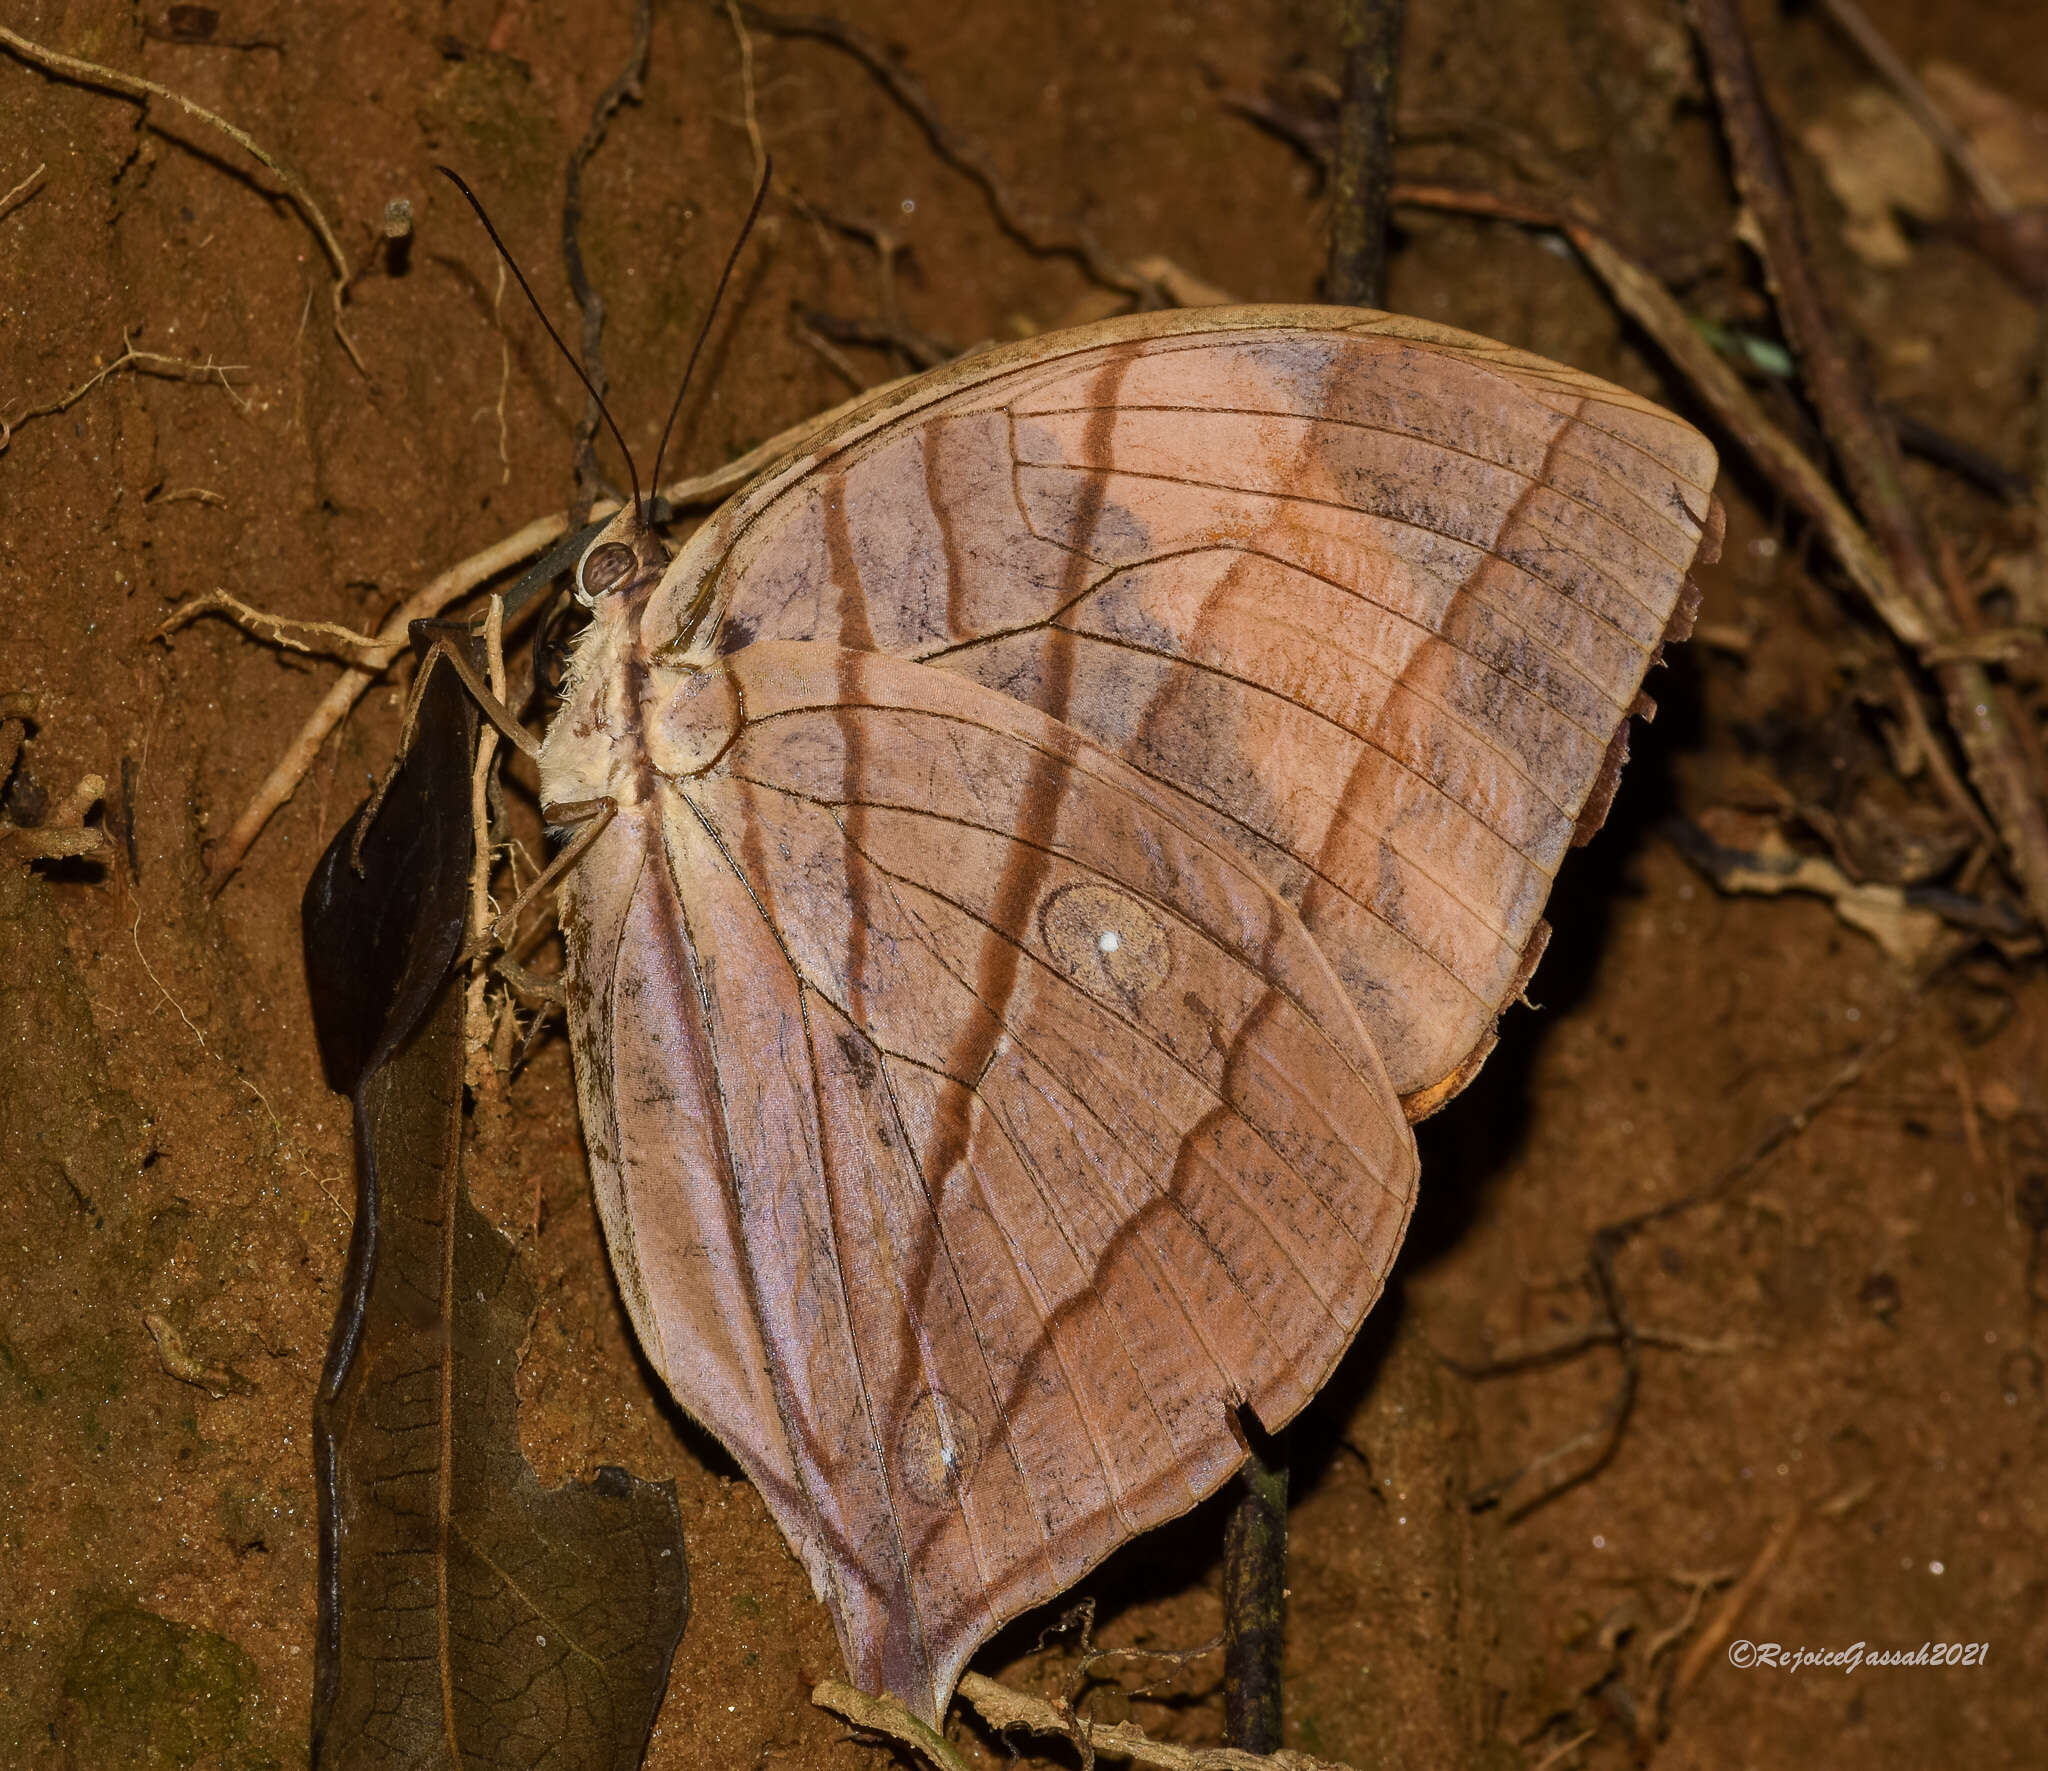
[580,541,636,599]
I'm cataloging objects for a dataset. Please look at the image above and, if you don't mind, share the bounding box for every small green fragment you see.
[1692,316,1795,380]
[59,1605,260,1770]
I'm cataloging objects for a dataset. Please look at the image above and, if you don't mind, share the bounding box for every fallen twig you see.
[1441,1319,1763,1378]
[1814,0,2013,212]
[1643,1566,1740,1690]
[724,0,768,187]
[1671,1511,1804,1698]
[0,25,364,372]
[813,1682,973,1771]
[159,590,394,668]
[0,339,247,457]
[0,159,45,223]
[798,306,951,372]
[955,1672,1353,1770]
[1529,1727,1597,1771]
[1687,0,2048,937]
[1888,660,2005,853]
[792,311,874,390]
[1325,0,1406,306]
[197,510,569,895]
[1813,2,2048,870]
[1,693,110,865]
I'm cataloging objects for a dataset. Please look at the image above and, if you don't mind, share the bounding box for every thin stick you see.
[793,313,871,391]
[0,160,46,223]
[1889,660,2000,851]
[1325,0,1406,306]
[955,1672,1356,1770]
[203,512,572,894]
[1530,1728,1598,1771]
[0,26,365,373]
[1820,0,2048,673]
[724,0,768,186]
[1686,0,2048,936]
[812,1683,973,1771]
[490,263,512,484]
[1442,1319,1759,1377]
[2036,317,2048,624]
[1222,1431,1289,1753]
[159,590,392,668]
[1814,0,2048,763]
[1672,1511,1804,1697]
[467,599,507,945]
[2,341,247,456]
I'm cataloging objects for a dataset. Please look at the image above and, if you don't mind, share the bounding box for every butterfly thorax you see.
[540,509,676,814]
[538,555,744,819]
[537,593,647,813]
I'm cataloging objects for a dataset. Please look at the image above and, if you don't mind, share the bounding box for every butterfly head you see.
[574,507,672,609]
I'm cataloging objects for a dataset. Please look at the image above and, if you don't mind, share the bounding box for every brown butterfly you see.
[535,304,1719,1723]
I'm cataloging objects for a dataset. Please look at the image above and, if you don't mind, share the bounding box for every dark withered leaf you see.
[305,622,688,1770]
[302,623,479,1097]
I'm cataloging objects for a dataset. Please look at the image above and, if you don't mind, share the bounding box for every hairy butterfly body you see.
[538,305,1719,1722]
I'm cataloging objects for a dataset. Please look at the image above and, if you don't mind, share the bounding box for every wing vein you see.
[1017,400,1708,555]
[1014,462,1675,643]
[728,713,1523,990]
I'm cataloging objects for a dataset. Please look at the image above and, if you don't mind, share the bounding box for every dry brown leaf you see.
[1682,815,1947,967]
[1922,60,2048,206]
[1801,87,1948,266]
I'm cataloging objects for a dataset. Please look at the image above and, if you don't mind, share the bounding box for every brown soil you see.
[3,1,2044,1767]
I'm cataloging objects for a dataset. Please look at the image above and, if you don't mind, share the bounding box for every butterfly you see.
[533,302,1719,1724]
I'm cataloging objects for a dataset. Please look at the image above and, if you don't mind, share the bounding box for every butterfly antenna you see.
[436,165,643,518]
[649,154,774,500]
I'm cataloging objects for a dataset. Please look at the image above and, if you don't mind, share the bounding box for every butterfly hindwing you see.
[566,641,1418,1721]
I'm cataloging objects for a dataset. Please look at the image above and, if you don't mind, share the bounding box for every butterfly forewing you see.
[653,308,1717,1104]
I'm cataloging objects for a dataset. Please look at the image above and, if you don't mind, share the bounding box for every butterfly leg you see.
[427,627,542,763]
[452,596,613,960]
[458,794,617,963]
[347,599,543,871]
